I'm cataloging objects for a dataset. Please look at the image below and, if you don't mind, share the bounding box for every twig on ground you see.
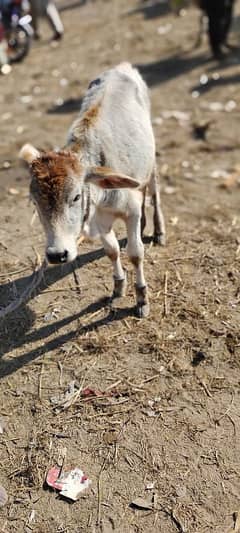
[215,392,235,425]
[163,270,169,316]
[199,379,212,398]
[0,266,30,278]
[58,362,63,387]
[72,266,81,295]
[38,363,44,400]
[97,449,111,526]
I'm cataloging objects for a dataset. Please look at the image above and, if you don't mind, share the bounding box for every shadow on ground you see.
[47,97,83,114]
[191,69,240,95]
[124,0,171,20]
[0,238,140,378]
[137,51,210,86]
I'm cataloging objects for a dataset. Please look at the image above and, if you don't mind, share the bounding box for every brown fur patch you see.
[106,250,119,262]
[30,151,81,211]
[130,256,140,268]
[82,103,101,128]
[70,101,102,147]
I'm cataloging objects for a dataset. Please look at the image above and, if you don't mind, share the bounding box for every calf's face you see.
[20,144,140,265]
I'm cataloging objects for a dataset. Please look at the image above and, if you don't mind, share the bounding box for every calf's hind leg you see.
[126,213,149,318]
[149,167,166,245]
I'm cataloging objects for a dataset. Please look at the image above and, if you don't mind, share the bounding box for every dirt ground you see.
[0,1,240,531]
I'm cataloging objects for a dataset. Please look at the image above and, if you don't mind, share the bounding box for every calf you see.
[20,62,165,318]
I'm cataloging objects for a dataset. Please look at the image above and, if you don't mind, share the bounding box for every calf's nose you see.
[47,250,68,264]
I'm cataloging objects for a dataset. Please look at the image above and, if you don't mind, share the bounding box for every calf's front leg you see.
[100,223,127,302]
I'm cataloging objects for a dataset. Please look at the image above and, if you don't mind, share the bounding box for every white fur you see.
[19,144,40,164]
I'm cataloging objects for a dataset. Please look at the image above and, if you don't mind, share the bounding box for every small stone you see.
[2,161,11,169]
[59,78,69,87]
[130,497,153,510]
[20,95,32,104]
[200,74,208,85]
[1,64,12,75]
[225,100,236,112]
[8,188,19,195]
[191,90,200,99]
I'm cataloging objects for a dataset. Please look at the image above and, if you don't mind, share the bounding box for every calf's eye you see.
[73,194,81,202]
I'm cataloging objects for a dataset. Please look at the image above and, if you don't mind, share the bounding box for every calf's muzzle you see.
[47,249,69,264]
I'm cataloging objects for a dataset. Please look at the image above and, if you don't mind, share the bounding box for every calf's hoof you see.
[153,233,166,246]
[135,285,149,318]
[112,274,127,298]
[136,302,150,318]
[110,275,127,310]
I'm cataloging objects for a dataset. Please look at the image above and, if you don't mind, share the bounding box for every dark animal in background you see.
[195,0,235,59]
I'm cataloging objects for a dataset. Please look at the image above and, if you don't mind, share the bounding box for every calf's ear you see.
[85,166,140,189]
[19,144,41,164]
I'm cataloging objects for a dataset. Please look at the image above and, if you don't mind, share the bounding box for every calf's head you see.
[20,144,139,264]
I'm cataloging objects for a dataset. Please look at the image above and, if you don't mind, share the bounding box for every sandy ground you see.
[0,1,240,531]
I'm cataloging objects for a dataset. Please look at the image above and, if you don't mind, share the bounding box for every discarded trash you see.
[44,308,60,322]
[130,496,153,511]
[81,387,104,398]
[0,485,8,507]
[46,465,91,501]
[50,381,120,411]
[145,482,155,490]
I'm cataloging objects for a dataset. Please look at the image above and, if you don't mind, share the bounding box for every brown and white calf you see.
[20,62,165,317]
